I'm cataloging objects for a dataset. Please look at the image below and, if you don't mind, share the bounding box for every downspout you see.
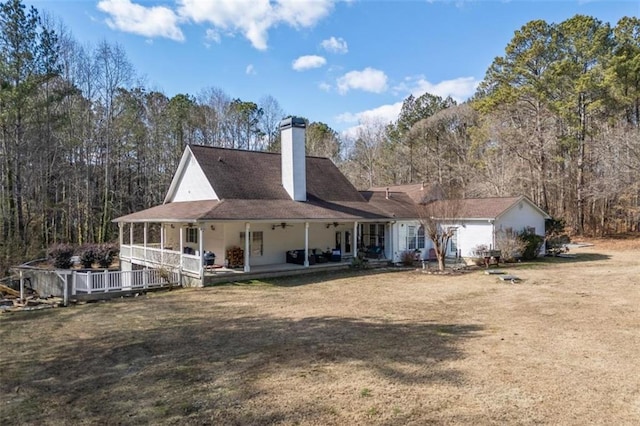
[198,224,204,279]
[304,222,309,267]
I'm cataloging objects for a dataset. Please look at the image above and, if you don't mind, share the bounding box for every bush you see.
[78,244,99,268]
[48,243,75,269]
[95,243,119,268]
[400,250,417,266]
[519,230,544,260]
[495,230,526,262]
[545,217,570,256]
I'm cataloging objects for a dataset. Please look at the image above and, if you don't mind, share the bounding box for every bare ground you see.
[1,244,639,425]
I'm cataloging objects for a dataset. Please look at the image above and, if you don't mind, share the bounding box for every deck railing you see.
[121,244,201,277]
[73,268,180,294]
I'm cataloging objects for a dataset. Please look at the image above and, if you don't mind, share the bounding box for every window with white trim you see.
[240,231,264,256]
[186,227,198,244]
[407,226,416,250]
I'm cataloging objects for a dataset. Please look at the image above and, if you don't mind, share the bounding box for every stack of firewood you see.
[1,284,62,312]
[225,247,244,268]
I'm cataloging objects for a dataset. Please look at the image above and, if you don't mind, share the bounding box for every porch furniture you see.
[312,249,328,263]
[364,245,384,259]
[480,250,501,268]
[428,248,437,261]
[330,249,341,262]
[286,249,316,265]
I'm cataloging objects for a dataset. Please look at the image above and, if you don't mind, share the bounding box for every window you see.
[407,226,417,250]
[186,227,198,244]
[369,224,376,246]
[449,229,458,254]
[417,226,425,249]
[377,224,385,247]
[240,231,264,256]
[252,232,263,256]
[407,225,425,251]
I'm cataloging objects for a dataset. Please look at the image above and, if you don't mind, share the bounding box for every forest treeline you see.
[0,0,638,274]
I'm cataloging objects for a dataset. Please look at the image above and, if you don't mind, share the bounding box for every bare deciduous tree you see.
[416,198,462,271]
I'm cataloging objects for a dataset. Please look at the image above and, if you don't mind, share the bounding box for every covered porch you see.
[118,219,394,285]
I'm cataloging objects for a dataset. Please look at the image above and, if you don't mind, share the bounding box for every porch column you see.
[388,222,394,261]
[129,223,134,246]
[244,222,251,272]
[179,226,184,269]
[160,224,165,265]
[198,224,205,278]
[304,222,310,267]
[143,223,148,262]
[353,221,359,256]
[118,222,123,248]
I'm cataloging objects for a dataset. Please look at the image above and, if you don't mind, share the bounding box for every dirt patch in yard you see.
[1,244,639,424]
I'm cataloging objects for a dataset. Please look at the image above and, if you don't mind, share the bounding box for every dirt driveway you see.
[1,244,639,425]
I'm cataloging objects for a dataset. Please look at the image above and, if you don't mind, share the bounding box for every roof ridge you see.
[189,144,331,160]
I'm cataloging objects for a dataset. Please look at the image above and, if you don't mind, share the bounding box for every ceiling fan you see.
[272,222,293,230]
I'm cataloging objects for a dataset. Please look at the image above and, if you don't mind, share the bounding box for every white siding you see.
[497,200,546,237]
[222,222,340,266]
[391,221,435,262]
[448,221,495,257]
[171,155,218,202]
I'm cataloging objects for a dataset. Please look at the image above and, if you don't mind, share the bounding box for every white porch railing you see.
[182,254,201,275]
[121,244,202,278]
[120,245,131,259]
[73,269,180,294]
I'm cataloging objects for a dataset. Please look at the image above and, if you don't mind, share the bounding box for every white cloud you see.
[337,102,402,125]
[205,28,221,44]
[177,0,335,50]
[321,36,348,54]
[318,82,332,92]
[246,64,256,75]
[292,55,326,71]
[336,67,388,95]
[338,76,479,139]
[397,76,480,103]
[97,0,184,41]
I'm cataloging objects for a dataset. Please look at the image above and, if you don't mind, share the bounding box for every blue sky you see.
[30,0,639,136]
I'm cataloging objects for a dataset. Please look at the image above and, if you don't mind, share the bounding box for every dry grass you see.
[1,244,639,425]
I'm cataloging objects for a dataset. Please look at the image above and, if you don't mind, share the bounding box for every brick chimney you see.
[280,117,307,201]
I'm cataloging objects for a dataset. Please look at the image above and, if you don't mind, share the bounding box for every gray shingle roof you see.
[190,145,365,202]
[426,197,524,219]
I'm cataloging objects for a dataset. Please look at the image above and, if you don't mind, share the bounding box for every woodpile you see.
[1,283,62,312]
[225,246,244,268]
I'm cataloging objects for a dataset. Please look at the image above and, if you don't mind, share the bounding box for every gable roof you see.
[369,183,444,204]
[188,145,365,202]
[359,191,418,220]
[426,196,550,220]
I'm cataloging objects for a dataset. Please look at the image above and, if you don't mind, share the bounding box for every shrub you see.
[400,250,417,266]
[494,230,526,262]
[48,243,75,269]
[519,230,544,260]
[78,244,99,268]
[95,243,119,268]
[545,217,571,256]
